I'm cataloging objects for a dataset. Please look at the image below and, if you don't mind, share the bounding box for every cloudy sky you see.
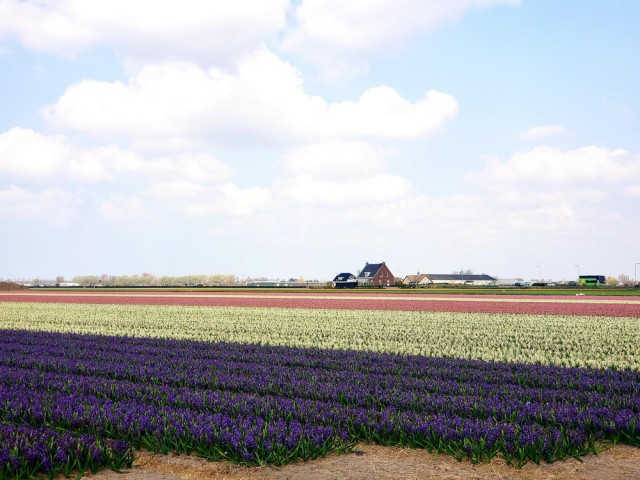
[1,0,639,282]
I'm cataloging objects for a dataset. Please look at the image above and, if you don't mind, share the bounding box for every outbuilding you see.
[332,273,357,289]
[402,274,428,287]
[495,278,521,287]
[421,274,496,286]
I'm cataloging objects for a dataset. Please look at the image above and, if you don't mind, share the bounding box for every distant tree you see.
[183,275,202,286]
[72,275,99,286]
[606,276,619,286]
[158,276,176,286]
[452,269,474,276]
[64,273,240,287]
[140,273,157,286]
[99,274,116,285]
[186,274,238,286]
[218,274,238,285]
[55,276,65,286]
[113,275,149,287]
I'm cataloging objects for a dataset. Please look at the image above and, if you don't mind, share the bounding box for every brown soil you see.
[0,281,28,291]
[0,282,28,291]
[86,444,640,480]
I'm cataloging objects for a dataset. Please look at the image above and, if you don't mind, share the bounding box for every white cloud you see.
[0,127,116,181]
[0,0,520,75]
[274,140,410,205]
[0,185,77,225]
[43,49,458,148]
[143,181,207,201]
[320,87,457,139]
[283,0,519,70]
[626,185,640,197]
[139,180,273,218]
[0,127,234,184]
[467,145,640,191]
[505,204,578,231]
[281,141,393,180]
[519,124,568,141]
[148,154,235,184]
[0,0,289,65]
[276,173,411,205]
[459,144,640,237]
[184,184,273,216]
[100,194,151,223]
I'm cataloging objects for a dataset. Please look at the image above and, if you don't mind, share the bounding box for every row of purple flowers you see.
[0,329,639,476]
[0,423,132,479]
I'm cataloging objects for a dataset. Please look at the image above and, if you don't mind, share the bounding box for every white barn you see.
[421,274,496,286]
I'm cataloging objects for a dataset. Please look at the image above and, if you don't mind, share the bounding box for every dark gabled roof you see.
[357,262,384,279]
[333,273,356,282]
[425,274,496,281]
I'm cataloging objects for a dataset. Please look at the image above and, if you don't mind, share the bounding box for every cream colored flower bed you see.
[1,302,638,370]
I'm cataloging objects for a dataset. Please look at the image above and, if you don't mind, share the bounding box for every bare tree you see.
[452,269,474,276]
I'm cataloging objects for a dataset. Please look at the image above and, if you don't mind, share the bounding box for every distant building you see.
[332,273,357,289]
[402,274,428,287]
[421,274,496,286]
[495,278,521,286]
[245,280,326,288]
[357,262,395,287]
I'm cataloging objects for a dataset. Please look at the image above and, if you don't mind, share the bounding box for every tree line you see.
[70,273,239,287]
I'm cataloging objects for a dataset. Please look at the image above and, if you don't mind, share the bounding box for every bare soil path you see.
[86,444,640,480]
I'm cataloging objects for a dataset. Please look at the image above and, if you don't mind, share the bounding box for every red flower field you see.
[1,291,639,317]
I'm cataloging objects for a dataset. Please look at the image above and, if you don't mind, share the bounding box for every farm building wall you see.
[373,263,394,287]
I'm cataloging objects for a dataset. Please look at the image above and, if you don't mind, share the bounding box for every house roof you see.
[425,274,496,281]
[333,273,356,282]
[357,262,384,279]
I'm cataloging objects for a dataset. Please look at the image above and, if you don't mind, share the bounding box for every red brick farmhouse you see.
[357,262,395,287]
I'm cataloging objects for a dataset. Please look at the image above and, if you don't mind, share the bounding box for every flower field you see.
[0,302,638,369]
[0,291,639,477]
[2,291,640,316]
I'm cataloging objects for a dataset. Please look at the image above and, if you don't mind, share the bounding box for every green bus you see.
[578,275,605,286]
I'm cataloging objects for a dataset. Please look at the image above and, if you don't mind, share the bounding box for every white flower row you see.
[1,302,638,370]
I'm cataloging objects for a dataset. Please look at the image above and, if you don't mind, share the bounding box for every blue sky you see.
[1,0,639,282]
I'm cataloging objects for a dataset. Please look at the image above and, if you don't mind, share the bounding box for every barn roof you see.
[404,274,427,282]
[425,274,496,281]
